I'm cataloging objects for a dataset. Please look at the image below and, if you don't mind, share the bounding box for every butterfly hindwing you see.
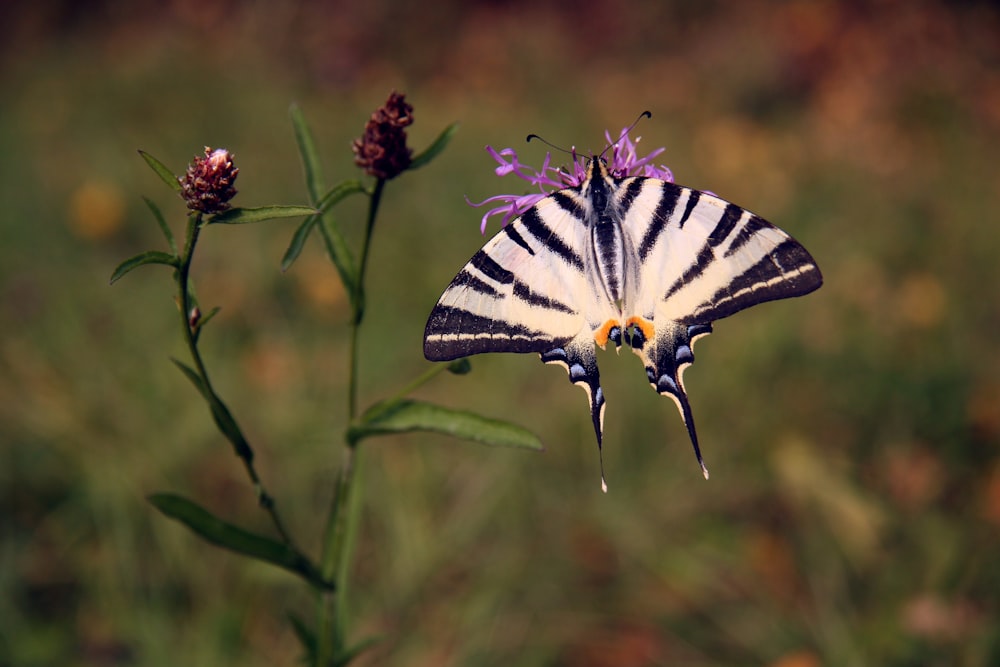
[424,185,617,481]
[613,175,822,475]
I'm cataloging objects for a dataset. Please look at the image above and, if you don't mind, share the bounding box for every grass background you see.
[2,0,999,665]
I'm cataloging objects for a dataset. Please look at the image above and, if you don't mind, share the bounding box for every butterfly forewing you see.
[424,192,595,361]
[619,180,822,324]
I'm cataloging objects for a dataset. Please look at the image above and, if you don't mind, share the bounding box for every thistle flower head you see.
[352,91,414,180]
[179,147,239,214]
[469,128,674,234]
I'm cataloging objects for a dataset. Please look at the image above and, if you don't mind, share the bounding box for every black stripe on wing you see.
[424,305,566,360]
[691,239,822,323]
[657,196,822,322]
[638,184,682,261]
[513,280,576,314]
[519,207,585,271]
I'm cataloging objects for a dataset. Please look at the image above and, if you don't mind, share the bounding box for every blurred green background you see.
[2,1,999,665]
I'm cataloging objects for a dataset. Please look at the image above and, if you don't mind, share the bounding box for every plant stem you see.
[177,214,296,547]
[317,178,385,666]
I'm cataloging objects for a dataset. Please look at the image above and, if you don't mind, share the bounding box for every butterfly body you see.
[424,156,821,488]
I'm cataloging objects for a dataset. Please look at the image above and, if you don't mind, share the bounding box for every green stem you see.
[317,178,385,666]
[177,214,296,547]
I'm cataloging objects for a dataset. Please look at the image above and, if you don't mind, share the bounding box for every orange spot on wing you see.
[593,320,619,348]
[626,316,655,342]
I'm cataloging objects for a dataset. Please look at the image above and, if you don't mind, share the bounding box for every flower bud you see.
[180,147,239,214]
[352,91,413,180]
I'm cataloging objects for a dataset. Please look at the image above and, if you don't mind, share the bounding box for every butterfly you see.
[424,135,822,491]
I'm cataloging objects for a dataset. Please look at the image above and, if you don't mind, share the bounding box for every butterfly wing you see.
[424,192,613,466]
[617,178,823,476]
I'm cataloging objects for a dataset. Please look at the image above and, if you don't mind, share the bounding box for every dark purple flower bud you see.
[180,147,239,214]
[352,91,414,180]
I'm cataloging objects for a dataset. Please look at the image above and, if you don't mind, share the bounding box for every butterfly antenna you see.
[527,133,585,173]
[526,133,566,152]
[599,110,653,159]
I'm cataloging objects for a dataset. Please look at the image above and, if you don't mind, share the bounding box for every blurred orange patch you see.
[768,649,822,667]
[68,181,125,240]
[896,272,946,329]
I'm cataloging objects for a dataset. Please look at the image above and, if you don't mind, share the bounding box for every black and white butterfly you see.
[424,136,822,491]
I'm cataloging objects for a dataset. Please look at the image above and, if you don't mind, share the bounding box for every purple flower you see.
[468,129,674,234]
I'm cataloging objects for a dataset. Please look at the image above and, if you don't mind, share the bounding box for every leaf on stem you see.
[148,493,334,591]
[281,215,320,272]
[335,636,383,667]
[408,122,459,171]
[318,217,358,301]
[171,357,208,394]
[289,104,325,203]
[142,196,178,255]
[287,612,317,663]
[348,399,544,450]
[208,205,317,225]
[109,250,179,285]
[138,150,183,192]
[171,358,254,461]
[281,180,364,273]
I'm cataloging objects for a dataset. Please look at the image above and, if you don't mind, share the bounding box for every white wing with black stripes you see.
[424,157,822,490]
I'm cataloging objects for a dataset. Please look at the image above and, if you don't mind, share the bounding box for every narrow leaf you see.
[348,400,543,450]
[290,104,325,203]
[281,215,321,272]
[318,217,357,298]
[149,493,334,591]
[408,122,459,171]
[138,150,182,192]
[171,358,209,400]
[142,196,177,254]
[281,182,364,273]
[316,180,366,214]
[195,305,222,330]
[109,250,178,284]
[287,612,317,663]
[209,205,317,225]
[335,636,383,667]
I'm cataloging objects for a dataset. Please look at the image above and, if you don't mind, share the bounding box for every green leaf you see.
[280,215,320,272]
[138,150,182,192]
[170,358,253,462]
[142,196,177,255]
[408,122,459,171]
[171,358,210,399]
[281,180,365,272]
[148,493,334,591]
[289,104,325,203]
[208,205,317,225]
[318,216,358,299]
[109,250,179,285]
[316,180,366,214]
[195,305,221,330]
[335,636,383,667]
[286,613,316,663]
[348,399,544,450]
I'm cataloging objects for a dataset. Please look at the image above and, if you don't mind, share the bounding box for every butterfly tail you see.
[540,337,608,492]
[635,322,714,479]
